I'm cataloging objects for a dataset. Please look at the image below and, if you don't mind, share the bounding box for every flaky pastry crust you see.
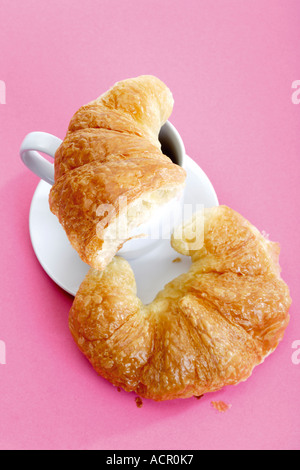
[49,76,186,270]
[69,206,291,401]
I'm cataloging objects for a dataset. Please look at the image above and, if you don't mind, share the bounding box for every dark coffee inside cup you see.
[159,121,184,167]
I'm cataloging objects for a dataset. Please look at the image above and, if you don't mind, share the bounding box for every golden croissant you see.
[69,206,291,401]
[49,76,186,270]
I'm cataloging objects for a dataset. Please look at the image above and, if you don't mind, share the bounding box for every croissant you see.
[49,76,186,270]
[69,205,291,401]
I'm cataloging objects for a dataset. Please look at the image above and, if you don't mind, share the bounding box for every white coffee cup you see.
[20,121,186,259]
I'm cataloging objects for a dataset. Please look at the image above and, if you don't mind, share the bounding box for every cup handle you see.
[20,132,62,185]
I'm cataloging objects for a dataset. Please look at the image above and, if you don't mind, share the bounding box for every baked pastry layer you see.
[49,76,186,270]
[69,206,291,401]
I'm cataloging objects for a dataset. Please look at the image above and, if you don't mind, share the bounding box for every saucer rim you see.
[29,154,219,296]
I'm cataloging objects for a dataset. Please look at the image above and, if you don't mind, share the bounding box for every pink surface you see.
[0,0,299,450]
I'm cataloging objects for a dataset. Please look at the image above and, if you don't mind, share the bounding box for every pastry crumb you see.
[172,257,182,263]
[211,401,231,413]
[135,396,143,408]
[194,394,204,400]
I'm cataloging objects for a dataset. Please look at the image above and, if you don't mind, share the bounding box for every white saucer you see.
[29,155,218,303]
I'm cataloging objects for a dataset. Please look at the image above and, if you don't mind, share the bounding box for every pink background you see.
[0,0,299,450]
